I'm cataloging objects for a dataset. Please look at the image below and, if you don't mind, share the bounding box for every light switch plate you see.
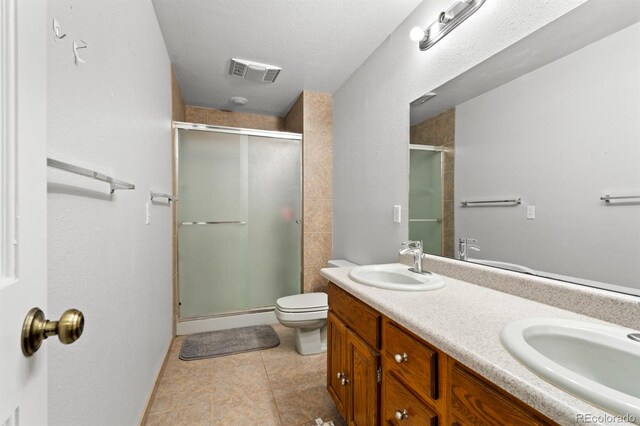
[526,205,536,220]
[393,205,401,223]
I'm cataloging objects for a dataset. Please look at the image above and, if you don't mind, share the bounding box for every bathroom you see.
[1,0,639,425]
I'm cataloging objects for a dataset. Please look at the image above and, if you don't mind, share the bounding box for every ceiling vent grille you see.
[229,58,281,83]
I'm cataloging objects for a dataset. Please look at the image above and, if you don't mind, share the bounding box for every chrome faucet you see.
[399,240,424,274]
[458,237,480,261]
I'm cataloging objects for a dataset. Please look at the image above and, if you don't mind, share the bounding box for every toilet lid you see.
[276,293,328,313]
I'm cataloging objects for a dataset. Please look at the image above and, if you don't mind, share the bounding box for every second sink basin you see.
[501,318,640,418]
[348,264,445,291]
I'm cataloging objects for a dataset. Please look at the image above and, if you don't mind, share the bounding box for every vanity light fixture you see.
[410,0,485,51]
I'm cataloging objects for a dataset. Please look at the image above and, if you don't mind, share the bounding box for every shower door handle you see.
[179,221,247,226]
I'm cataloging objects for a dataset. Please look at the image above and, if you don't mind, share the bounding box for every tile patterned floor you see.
[145,324,346,426]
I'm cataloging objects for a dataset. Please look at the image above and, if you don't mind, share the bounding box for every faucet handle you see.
[401,240,422,249]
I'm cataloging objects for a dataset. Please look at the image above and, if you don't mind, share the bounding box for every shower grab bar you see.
[180,221,247,226]
[600,194,640,203]
[409,218,442,223]
[461,197,521,207]
[47,158,135,194]
[150,191,175,204]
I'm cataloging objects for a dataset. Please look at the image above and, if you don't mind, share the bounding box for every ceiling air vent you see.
[229,58,281,83]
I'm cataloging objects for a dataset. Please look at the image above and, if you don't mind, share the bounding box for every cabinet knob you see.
[394,409,409,420]
[337,371,349,385]
[394,352,409,363]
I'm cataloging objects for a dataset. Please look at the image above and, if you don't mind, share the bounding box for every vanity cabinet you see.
[327,282,557,426]
[328,284,381,425]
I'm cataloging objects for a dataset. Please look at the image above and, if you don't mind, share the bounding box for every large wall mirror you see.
[409,1,640,296]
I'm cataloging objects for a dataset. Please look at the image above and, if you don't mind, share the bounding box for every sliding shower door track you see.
[178,306,276,322]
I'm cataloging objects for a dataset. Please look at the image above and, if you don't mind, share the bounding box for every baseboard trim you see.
[176,310,278,335]
[138,337,173,425]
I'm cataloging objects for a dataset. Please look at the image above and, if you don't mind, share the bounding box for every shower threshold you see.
[176,307,277,335]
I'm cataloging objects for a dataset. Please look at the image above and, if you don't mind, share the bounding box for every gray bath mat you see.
[179,325,280,361]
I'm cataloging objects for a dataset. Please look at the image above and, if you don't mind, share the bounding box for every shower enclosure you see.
[175,124,302,320]
[409,145,443,255]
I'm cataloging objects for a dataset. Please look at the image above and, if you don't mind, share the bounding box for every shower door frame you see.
[408,144,445,255]
[172,122,303,323]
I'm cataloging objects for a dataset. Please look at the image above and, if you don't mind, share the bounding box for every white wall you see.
[47,1,172,424]
[455,21,640,289]
[332,0,588,264]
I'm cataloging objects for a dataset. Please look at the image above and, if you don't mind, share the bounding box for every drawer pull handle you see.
[394,409,409,420]
[394,352,409,363]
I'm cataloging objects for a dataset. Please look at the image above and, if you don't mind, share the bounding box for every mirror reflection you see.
[409,5,640,296]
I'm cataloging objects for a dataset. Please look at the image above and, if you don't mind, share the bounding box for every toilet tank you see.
[326,259,358,268]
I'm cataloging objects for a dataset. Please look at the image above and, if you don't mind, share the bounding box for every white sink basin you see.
[348,264,445,291]
[501,318,640,418]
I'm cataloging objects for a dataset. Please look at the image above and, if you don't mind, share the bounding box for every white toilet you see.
[275,259,357,355]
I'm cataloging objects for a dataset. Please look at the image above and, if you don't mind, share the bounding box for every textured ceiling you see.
[152,0,423,116]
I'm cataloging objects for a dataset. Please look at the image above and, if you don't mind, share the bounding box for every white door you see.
[0,0,49,425]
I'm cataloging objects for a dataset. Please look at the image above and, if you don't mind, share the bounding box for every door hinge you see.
[377,365,382,384]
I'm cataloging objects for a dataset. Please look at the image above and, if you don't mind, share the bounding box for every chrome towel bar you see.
[461,197,521,207]
[409,218,442,223]
[47,158,135,194]
[180,221,247,226]
[600,194,640,203]
[150,191,175,204]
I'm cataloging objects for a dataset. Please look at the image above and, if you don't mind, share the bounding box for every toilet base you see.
[294,324,327,355]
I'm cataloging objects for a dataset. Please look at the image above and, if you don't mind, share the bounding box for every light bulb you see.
[409,26,426,42]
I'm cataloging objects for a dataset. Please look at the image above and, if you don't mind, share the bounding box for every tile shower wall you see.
[284,92,334,293]
[410,108,455,257]
[185,105,285,131]
[171,67,186,122]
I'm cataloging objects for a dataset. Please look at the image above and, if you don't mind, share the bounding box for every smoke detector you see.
[229,58,281,83]
[230,96,248,106]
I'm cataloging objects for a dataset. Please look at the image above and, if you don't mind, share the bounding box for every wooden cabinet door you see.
[450,363,555,426]
[346,329,380,426]
[328,311,348,418]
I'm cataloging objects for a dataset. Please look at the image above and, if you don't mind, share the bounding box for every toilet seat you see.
[275,293,328,313]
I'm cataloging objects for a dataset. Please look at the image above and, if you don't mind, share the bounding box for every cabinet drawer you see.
[328,282,381,349]
[450,363,555,426]
[383,372,437,426]
[383,320,438,401]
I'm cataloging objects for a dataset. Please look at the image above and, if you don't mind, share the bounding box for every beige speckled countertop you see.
[320,264,637,426]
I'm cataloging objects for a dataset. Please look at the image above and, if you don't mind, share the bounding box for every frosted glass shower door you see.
[409,148,443,255]
[177,129,301,318]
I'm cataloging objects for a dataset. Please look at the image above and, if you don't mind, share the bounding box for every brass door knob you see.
[21,307,84,357]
